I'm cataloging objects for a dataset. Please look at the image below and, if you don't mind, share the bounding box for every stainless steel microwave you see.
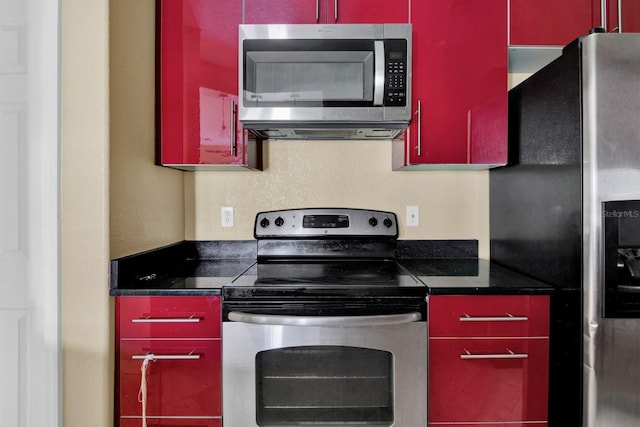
[238,24,412,140]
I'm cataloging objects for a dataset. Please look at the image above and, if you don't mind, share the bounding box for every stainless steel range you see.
[222,208,427,427]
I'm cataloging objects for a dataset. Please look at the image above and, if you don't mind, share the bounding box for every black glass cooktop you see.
[222,259,426,316]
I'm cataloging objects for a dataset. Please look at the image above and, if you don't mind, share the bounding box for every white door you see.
[0,0,60,425]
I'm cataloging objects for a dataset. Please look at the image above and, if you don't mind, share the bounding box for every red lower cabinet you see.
[428,295,550,426]
[116,296,222,427]
[429,338,549,424]
[119,340,222,417]
[119,419,221,427]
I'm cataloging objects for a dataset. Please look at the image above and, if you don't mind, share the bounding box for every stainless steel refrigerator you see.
[491,32,640,426]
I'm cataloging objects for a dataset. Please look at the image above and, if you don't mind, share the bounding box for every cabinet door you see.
[429,423,546,427]
[429,338,549,424]
[510,0,597,46]
[404,0,507,166]
[429,295,550,338]
[245,0,408,24]
[119,417,222,427]
[119,339,222,417]
[244,0,322,23]
[327,0,409,23]
[604,0,640,32]
[117,296,221,339]
[159,0,260,168]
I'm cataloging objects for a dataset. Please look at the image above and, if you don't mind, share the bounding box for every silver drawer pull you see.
[460,348,528,360]
[459,313,528,322]
[132,316,201,323]
[132,352,200,361]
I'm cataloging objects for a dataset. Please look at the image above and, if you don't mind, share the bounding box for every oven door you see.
[222,312,427,427]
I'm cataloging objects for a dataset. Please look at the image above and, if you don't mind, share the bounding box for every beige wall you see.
[186,142,490,257]
[110,0,185,259]
[61,0,111,426]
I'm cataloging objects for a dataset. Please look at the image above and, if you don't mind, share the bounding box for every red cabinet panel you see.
[395,0,507,168]
[429,338,549,423]
[604,0,640,33]
[327,0,408,24]
[429,295,550,338]
[115,296,222,426]
[510,0,640,47]
[245,0,408,24]
[428,295,550,426]
[509,0,597,46]
[118,296,221,339]
[119,339,222,417]
[429,422,546,427]
[158,0,261,169]
[244,0,321,23]
[119,417,221,427]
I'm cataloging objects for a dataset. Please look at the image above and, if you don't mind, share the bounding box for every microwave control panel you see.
[384,39,408,107]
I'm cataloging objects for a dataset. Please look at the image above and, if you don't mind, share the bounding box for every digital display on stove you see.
[303,214,349,229]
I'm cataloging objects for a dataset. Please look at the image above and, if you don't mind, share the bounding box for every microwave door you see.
[242,40,379,108]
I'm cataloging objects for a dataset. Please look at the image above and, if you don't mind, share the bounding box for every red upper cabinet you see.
[393,0,507,168]
[510,0,640,47]
[244,0,321,24]
[245,0,408,24]
[326,0,408,24]
[158,0,262,170]
[509,0,598,46]
[603,0,640,33]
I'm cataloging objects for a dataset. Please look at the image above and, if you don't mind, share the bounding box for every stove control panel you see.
[254,208,398,239]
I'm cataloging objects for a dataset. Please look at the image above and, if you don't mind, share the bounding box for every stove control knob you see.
[383,218,393,228]
[275,217,285,227]
[368,217,378,227]
[260,218,270,228]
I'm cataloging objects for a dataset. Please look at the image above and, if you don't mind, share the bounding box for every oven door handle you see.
[227,311,422,327]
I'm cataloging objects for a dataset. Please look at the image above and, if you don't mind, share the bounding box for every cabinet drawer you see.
[119,418,221,427]
[118,296,221,339]
[119,339,222,417]
[429,338,549,423]
[430,423,546,427]
[429,295,549,338]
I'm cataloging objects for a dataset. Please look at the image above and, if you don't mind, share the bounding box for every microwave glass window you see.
[245,51,374,105]
[255,345,394,426]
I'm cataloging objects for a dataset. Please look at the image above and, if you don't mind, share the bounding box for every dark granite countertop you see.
[399,258,554,295]
[110,241,256,296]
[110,240,554,296]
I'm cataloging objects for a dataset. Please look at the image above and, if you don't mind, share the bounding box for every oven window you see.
[255,346,393,426]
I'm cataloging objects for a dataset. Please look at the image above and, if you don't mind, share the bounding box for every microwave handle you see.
[373,40,385,106]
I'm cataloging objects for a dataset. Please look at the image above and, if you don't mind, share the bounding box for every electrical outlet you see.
[406,205,419,227]
[221,207,234,228]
